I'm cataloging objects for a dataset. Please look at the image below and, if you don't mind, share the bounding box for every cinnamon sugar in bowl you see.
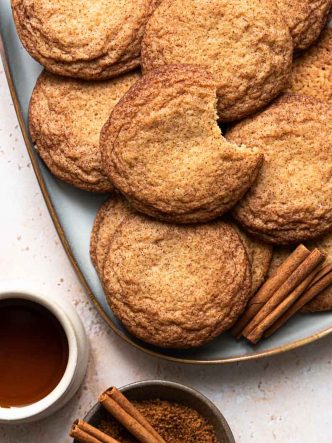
[73,381,235,443]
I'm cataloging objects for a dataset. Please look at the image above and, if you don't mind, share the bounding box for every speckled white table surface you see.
[0,59,332,443]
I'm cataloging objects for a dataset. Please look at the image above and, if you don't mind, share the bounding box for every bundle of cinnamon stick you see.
[70,387,166,443]
[232,244,332,344]
[70,420,119,443]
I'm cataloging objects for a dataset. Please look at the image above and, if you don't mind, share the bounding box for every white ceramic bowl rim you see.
[0,282,78,421]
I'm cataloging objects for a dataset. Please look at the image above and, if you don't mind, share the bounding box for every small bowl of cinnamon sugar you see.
[71,380,235,443]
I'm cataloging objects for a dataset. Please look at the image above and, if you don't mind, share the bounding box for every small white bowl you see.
[0,281,89,424]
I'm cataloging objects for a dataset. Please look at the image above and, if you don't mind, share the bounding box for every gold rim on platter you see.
[1,36,332,365]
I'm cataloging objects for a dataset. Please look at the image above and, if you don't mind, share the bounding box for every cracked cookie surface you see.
[29,71,139,192]
[141,0,292,121]
[12,0,159,79]
[227,94,332,244]
[90,195,133,274]
[235,225,273,295]
[101,64,263,223]
[275,0,331,51]
[287,27,332,103]
[102,215,251,348]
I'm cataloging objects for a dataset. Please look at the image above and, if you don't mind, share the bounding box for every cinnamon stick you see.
[70,419,120,443]
[99,390,165,443]
[308,263,332,288]
[265,267,332,338]
[232,244,311,338]
[105,387,165,443]
[242,248,325,340]
[245,266,321,343]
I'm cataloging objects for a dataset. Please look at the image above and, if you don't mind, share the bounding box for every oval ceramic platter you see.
[1,1,332,364]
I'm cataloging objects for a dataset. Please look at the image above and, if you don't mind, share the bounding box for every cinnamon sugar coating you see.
[102,215,251,348]
[101,65,263,223]
[90,195,133,274]
[235,225,273,295]
[275,0,331,51]
[29,71,139,192]
[227,94,332,244]
[12,0,159,79]
[141,0,292,121]
[287,27,332,103]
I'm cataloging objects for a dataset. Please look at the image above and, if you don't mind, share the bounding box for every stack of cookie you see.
[14,0,332,348]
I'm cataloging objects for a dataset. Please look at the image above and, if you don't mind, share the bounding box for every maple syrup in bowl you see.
[0,282,89,423]
[0,299,69,408]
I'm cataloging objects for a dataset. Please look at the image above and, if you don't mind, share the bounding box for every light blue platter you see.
[1,0,332,363]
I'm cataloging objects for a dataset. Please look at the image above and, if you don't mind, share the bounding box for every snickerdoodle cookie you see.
[227,94,332,244]
[29,71,140,192]
[236,227,273,295]
[12,0,158,79]
[287,27,332,103]
[90,195,133,275]
[141,0,292,121]
[101,65,263,223]
[275,0,331,51]
[102,215,251,348]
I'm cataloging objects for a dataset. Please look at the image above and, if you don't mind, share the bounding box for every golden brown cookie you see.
[90,195,133,275]
[101,64,263,223]
[141,0,292,121]
[12,0,158,79]
[29,70,140,192]
[227,94,332,245]
[276,0,331,51]
[102,216,251,348]
[287,27,332,103]
[235,226,273,295]
[268,239,332,312]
